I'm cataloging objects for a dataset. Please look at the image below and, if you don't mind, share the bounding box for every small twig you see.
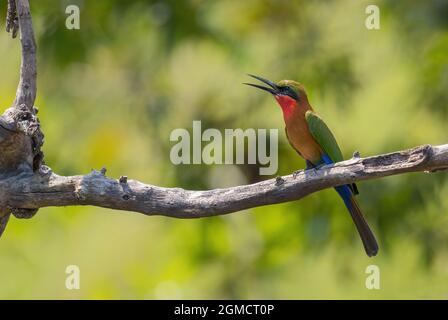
[6,0,18,38]
[119,176,128,184]
[13,0,37,111]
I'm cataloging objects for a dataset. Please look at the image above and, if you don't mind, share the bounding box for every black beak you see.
[243,74,279,95]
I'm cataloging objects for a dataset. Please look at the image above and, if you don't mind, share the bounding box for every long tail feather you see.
[335,185,379,257]
[318,154,378,256]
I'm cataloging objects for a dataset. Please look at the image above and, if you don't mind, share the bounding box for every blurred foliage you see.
[0,0,448,299]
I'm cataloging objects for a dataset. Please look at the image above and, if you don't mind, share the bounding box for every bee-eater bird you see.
[244,74,378,257]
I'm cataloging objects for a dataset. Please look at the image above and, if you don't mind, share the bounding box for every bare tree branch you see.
[1,144,446,218]
[5,0,18,38]
[12,0,37,110]
[1,0,43,172]
[0,0,40,235]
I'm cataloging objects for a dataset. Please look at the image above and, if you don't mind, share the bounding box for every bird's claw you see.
[292,170,303,178]
[305,160,315,170]
[352,150,361,159]
[311,164,325,171]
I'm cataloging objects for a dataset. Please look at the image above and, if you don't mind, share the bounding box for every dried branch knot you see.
[6,0,19,38]
[10,207,38,219]
[119,176,128,184]
[11,104,45,171]
[275,176,285,186]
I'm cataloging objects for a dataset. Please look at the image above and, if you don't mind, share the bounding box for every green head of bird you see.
[243,74,310,112]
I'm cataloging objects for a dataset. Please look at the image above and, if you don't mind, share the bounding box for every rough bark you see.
[1,144,447,219]
[1,0,42,235]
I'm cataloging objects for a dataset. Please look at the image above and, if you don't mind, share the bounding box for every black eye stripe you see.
[279,86,299,100]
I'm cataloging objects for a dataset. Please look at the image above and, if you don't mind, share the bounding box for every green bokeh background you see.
[1,0,448,299]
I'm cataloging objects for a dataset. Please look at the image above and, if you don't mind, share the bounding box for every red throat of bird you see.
[275,95,297,121]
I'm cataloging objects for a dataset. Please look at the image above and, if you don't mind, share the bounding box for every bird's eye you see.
[280,86,299,100]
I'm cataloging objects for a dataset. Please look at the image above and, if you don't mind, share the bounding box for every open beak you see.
[243,74,279,95]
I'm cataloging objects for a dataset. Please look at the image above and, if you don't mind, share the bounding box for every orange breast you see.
[285,111,323,163]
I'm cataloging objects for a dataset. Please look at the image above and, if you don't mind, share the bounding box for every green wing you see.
[305,110,343,163]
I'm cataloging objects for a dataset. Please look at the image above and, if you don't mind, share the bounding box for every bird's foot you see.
[310,163,326,171]
[352,150,361,159]
[305,160,315,170]
[292,170,303,178]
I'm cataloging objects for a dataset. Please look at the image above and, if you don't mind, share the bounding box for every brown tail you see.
[347,196,379,257]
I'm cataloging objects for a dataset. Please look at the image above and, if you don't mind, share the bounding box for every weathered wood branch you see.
[1,0,41,235]
[12,0,37,109]
[1,0,41,175]
[0,144,446,219]
[6,0,18,38]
